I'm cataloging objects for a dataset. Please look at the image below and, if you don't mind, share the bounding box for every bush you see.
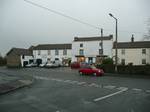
[97,64,150,75]
[102,58,113,65]
[117,65,150,75]
[96,58,115,73]
[0,56,6,66]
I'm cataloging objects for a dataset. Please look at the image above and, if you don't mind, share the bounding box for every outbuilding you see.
[6,48,33,67]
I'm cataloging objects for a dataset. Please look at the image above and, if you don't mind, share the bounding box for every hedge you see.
[96,64,150,75]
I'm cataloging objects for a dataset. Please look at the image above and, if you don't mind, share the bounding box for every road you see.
[0,67,150,112]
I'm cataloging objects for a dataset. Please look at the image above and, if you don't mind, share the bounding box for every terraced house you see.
[6,35,113,67]
[72,35,113,64]
[112,37,150,65]
[33,44,72,65]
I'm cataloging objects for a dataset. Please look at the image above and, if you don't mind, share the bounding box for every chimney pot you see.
[131,34,134,42]
[74,37,78,41]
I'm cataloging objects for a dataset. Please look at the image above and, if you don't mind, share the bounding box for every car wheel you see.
[79,72,83,75]
[93,73,97,76]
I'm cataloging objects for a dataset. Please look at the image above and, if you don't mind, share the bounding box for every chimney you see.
[74,37,78,41]
[131,34,134,42]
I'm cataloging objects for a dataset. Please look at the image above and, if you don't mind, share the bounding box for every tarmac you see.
[0,71,34,95]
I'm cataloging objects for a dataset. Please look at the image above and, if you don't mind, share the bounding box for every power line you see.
[23,0,101,30]
[23,0,144,34]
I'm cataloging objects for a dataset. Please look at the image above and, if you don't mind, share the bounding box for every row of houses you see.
[6,35,150,67]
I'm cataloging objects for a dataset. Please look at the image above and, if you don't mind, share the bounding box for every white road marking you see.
[103,85,116,89]
[67,80,79,84]
[35,76,148,95]
[70,81,79,83]
[77,82,86,85]
[116,87,128,90]
[35,76,49,80]
[146,90,150,93]
[51,78,58,81]
[132,88,142,92]
[63,80,72,83]
[94,88,128,102]
[57,79,64,82]
[88,83,99,87]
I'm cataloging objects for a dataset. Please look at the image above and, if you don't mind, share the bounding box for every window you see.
[99,42,103,48]
[79,49,84,55]
[38,50,41,55]
[80,43,83,47]
[121,49,125,55]
[142,49,146,54]
[142,59,146,64]
[22,55,25,59]
[63,49,67,55]
[55,50,59,55]
[99,49,103,55]
[88,57,93,63]
[29,59,33,64]
[47,50,51,55]
[121,59,125,65]
[55,58,59,60]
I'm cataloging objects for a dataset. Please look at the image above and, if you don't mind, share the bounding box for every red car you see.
[79,66,104,76]
[70,62,80,69]
[71,62,90,69]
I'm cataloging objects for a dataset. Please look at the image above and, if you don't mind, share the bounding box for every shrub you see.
[0,56,6,66]
[102,58,113,65]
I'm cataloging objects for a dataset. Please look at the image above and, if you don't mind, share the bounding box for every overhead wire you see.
[23,0,144,34]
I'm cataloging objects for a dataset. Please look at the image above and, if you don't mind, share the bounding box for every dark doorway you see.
[29,59,33,64]
[88,57,93,64]
[36,59,42,66]
[23,61,28,67]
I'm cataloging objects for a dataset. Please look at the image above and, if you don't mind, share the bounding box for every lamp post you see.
[109,13,118,72]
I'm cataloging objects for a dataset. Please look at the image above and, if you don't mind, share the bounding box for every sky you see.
[0,0,150,56]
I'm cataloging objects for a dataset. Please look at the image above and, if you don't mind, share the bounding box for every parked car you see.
[39,62,47,67]
[54,60,62,67]
[45,61,60,68]
[25,63,37,67]
[71,62,90,69]
[70,62,80,69]
[79,66,104,76]
[80,62,90,68]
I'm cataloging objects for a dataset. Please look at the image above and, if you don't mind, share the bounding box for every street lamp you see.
[109,13,118,72]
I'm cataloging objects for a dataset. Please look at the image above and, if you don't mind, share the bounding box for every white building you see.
[112,38,150,65]
[72,35,113,63]
[33,44,72,65]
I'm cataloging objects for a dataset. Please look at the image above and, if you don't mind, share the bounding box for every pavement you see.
[0,69,34,95]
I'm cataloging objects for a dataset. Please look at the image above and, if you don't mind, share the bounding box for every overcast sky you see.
[0,0,150,56]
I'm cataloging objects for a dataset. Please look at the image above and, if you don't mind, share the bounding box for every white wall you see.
[20,55,33,67]
[72,40,113,62]
[33,49,72,63]
[113,48,150,65]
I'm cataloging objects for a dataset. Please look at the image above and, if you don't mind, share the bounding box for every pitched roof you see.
[113,41,150,49]
[73,35,113,42]
[7,48,33,56]
[33,43,72,50]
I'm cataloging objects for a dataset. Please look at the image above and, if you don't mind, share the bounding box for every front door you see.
[77,57,85,62]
